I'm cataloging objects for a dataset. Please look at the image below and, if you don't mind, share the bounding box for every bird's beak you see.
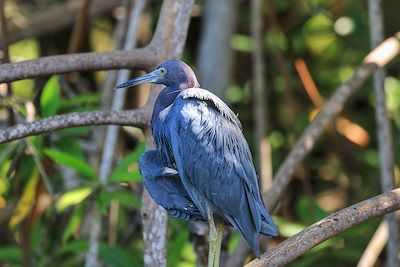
[115,70,162,89]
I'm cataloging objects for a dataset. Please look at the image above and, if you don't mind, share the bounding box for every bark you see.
[0,109,151,144]
[0,48,158,83]
[246,188,400,267]
[368,1,399,266]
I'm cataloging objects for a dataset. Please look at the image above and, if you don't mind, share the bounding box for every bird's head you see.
[115,60,200,90]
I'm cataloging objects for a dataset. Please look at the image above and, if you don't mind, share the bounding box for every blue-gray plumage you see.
[139,150,204,221]
[116,59,278,260]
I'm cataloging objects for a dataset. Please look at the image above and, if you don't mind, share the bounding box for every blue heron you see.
[116,60,278,266]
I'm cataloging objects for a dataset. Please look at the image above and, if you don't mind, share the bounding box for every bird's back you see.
[157,88,278,257]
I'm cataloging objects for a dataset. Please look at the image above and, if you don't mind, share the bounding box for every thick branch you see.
[140,1,195,266]
[0,47,158,83]
[0,108,151,144]
[2,0,121,46]
[264,32,400,212]
[246,188,400,267]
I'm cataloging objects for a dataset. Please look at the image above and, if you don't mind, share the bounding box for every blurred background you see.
[0,0,400,266]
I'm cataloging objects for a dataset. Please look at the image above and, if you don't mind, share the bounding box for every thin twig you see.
[368,1,399,266]
[246,188,400,266]
[0,108,151,144]
[251,0,272,191]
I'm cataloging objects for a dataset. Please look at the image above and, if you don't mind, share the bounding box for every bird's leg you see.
[207,208,224,267]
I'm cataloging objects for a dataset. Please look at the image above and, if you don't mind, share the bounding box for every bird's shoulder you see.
[173,88,242,129]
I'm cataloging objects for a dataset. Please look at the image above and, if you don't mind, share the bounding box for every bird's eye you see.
[159,68,167,75]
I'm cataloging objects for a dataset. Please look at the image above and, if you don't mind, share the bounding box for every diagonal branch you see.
[0,47,159,83]
[264,32,400,212]
[246,188,400,267]
[0,108,151,144]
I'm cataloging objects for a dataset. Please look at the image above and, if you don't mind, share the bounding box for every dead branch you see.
[246,188,400,267]
[0,108,151,144]
[264,32,400,212]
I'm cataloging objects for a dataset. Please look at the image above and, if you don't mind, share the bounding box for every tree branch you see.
[1,0,122,46]
[246,188,400,267]
[264,32,400,212]
[139,1,195,266]
[0,48,159,83]
[368,1,399,266]
[0,108,151,144]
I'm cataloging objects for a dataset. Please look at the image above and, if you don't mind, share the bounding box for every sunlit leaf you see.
[40,76,61,117]
[303,13,336,55]
[56,187,92,212]
[9,170,39,229]
[63,204,85,242]
[385,76,400,112]
[272,216,305,237]
[227,232,241,255]
[44,149,96,179]
[230,34,253,52]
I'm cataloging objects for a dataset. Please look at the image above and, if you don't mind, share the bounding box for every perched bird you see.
[117,60,278,265]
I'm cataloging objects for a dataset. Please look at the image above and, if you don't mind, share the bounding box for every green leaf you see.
[40,76,61,117]
[44,148,96,179]
[99,244,140,267]
[97,189,141,214]
[59,93,100,110]
[167,230,189,267]
[295,196,327,225]
[54,240,88,257]
[273,216,305,237]
[56,187,92,212]
[63,203,85,242]
[0,247,22,264]
[230,34,253,52]
[227,232,241,254]
[109,142,145,183]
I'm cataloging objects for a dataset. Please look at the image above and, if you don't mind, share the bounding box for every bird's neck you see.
[152,86,180,122]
